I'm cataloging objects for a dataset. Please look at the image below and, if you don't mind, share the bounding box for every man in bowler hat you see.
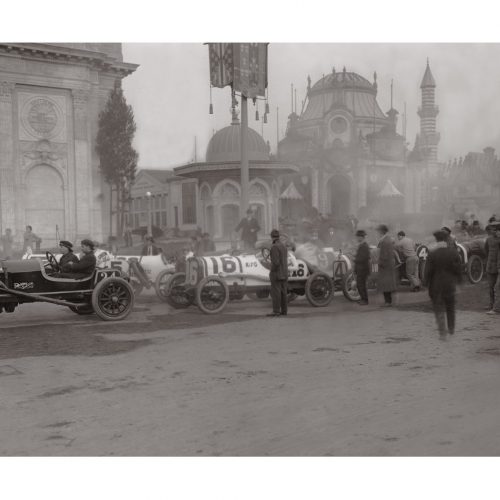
[354,229,371,305]
[267,229,288,317]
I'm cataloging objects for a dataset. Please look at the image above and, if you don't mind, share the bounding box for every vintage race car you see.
[158,248,335,314]
[1,253,134,320]
[24,248,175,298]
[415,237,486,285]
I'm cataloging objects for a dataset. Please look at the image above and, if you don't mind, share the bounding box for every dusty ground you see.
[1,282,499,456]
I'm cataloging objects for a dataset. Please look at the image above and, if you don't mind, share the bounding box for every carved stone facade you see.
[0,43,137,249]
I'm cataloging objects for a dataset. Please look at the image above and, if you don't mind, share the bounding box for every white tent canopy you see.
[378,179,404,198]
[280,181,303,200]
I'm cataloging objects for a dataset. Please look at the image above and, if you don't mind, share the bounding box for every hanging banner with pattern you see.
[208,43,234,88]
[233,43,268,98]
[208,43,268,97]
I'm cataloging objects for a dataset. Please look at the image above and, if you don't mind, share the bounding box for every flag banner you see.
[233,43,268,98]
[208,43,234,88]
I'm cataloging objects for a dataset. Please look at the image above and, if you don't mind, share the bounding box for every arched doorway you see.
[25,165,65,243]
[327,175,351,217]
[221,204,239,238]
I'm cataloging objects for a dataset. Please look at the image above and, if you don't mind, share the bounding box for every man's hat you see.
[441,226,452,234]
[376,224,388,234]
[270,229,280,239]
[355,230,367,237]
[81,238,95,250]
[59,240,73,251]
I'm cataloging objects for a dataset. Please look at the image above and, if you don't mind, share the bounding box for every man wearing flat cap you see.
[354,230,371,305]
[58,240,79,272]
[59,239,96,279]
[268,229,288,317]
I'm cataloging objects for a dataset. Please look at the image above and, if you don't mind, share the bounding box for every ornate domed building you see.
[278,64,439,226]
[173,108,297,242]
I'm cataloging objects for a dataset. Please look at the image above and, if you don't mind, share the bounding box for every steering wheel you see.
[261,247,271,263]
[45,251,60,273]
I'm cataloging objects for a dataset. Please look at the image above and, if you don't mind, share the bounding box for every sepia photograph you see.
[2,1,500,498]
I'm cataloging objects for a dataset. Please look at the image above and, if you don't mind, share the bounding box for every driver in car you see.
[58,240,79,272]
[58,239,96,279]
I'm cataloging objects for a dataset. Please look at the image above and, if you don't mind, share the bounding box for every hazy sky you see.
[121,43,500,169]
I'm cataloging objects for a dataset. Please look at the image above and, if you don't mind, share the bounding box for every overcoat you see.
[59,252,79,272]
[270,240,288,281]
[377,234,397,292]
[423,243,462,299]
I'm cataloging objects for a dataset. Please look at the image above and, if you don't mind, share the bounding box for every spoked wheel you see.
[154,269,174,302]
[161,272,194,308]
[305,271,334,307]
[342,272,361,302]
[196,276,229,314]
[69,304,94,315]
[91,277,134,321]
[467,254,484,284]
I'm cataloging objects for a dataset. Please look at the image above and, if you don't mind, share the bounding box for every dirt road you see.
[1,284,499,456]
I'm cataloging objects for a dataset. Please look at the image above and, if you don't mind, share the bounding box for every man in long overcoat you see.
[423,230,463,337]
[268,229,288,317]
[354,229,371,305]
[376,224,397,306]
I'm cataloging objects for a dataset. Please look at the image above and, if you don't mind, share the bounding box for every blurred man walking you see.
[424,230,462,339]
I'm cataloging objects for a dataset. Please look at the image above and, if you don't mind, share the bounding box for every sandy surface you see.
[1,284,500,456]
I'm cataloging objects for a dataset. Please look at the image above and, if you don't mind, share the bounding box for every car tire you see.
[91,277,134,321]
[305,271,334,307]
[467,254,484,284]
[196,276,229,314]
[161,272,194,309]
[342,271,361,302]
[154,269,174,302]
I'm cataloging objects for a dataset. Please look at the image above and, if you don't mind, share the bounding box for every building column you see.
[0,82,17,240]
[311,168,320,211]
[72,89,92,239]
[357,164,367,213]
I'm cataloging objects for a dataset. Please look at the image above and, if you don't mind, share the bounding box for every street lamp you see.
[146,191,152,237]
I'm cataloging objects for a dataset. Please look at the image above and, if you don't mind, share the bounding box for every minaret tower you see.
[417,59,440,165]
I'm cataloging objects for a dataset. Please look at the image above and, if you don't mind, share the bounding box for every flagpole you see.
[240,94,249,219]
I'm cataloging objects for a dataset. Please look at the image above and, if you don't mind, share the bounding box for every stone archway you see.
[326,174,351,217]
[25,164,65,243]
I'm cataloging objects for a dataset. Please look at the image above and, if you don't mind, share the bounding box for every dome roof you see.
[310,71,375,93]
[301,69,386,121]
[206,124,270,163]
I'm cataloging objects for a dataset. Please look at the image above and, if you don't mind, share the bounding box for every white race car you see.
[159,247,335,314]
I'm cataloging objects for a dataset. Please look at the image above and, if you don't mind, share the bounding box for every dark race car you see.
[0,252,134,321]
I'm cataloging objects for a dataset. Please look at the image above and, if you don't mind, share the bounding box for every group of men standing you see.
[0,226,42,260]
[351,223,464,339]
